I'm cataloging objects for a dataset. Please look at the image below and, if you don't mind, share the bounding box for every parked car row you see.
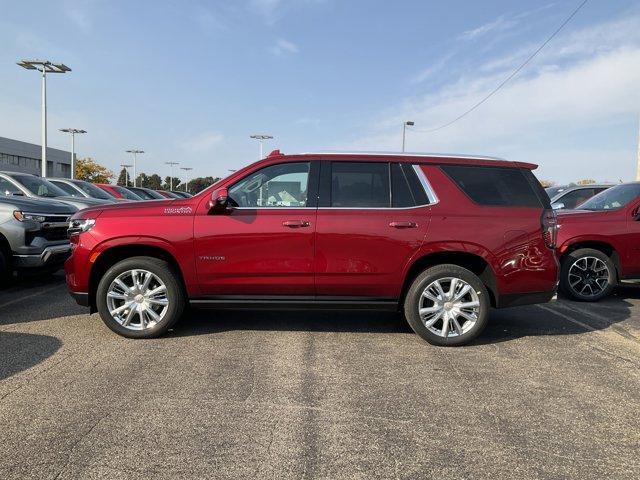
[0,170,193,284]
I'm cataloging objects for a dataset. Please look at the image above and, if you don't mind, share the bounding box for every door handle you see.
[282,220,311,228]
[389,221,417,229]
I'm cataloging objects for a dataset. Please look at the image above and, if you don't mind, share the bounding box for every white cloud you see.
[179,131,224,153]
[348,13,640,184]
[248,0,325,25]
[269,38,299,55]
[459,15,518,41]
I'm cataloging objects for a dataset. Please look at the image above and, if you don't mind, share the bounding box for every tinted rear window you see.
[331,162,390,208]
[441,165,542,208]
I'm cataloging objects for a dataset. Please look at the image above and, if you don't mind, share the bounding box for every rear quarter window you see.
[440,165,543,208]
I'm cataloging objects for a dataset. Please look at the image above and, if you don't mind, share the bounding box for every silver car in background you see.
[546,184,613,210]
[0,171,115,210]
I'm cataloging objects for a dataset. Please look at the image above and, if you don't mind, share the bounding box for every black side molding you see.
[496,290,556,309]
[70,291,90,307]
[190,295,398,311]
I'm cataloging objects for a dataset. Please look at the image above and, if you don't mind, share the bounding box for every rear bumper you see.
[12,244,72,269]
[496,289,556,309]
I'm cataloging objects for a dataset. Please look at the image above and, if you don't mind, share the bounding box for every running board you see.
[189,296,398,311]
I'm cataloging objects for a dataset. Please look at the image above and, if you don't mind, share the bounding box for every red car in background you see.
[95,184,143,201]
[65,151,558,346]
[556,182,640,301]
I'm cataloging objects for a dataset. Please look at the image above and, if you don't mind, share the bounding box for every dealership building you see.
[0,136,72,178]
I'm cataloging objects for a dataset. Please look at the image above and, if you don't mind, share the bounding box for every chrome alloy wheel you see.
[568,256,610,298]
[419,277,480,338]
[105,269,169,331]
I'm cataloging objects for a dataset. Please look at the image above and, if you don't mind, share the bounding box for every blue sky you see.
[1,0,639,184]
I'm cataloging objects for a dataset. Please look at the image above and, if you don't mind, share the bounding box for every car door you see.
[194,160,319,296]
[314,160,432,299]
[624,196,640,276]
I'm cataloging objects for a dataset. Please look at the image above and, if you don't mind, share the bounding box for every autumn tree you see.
[75,157,114,183]
[576,179,596,185]
[539,180,555,188]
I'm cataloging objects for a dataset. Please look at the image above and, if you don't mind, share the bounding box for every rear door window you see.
[331,162,390,208]
[440,165,542,207]
[559,188,595,209]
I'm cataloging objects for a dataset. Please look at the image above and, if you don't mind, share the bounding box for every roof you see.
[267,150,537,169]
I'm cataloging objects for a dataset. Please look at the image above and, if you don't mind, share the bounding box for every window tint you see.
[11,174,68,198]
[579,183,640,211]
[331,162,389,208]
[0,177,23,196]
[402,164,431,205]
[391,163,414,207]
[558,188,595,209]
[114,186,142,200]
[441,165,542,207]
[229,162,309,207]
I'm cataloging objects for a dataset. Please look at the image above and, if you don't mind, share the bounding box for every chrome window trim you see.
[232,207,316,210]
[412,165,439,205]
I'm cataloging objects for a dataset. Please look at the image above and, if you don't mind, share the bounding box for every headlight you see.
[68,218,96,235]
[13,211,46,222]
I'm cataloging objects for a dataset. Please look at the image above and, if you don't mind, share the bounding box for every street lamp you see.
[59,128,86,179]
[402,121,415,153]
[126,149,144,187]
[250,134,273,159]
[120,164,133,187]
[165,161,179,190]
[180,167,193,193]
[17,59,71,177]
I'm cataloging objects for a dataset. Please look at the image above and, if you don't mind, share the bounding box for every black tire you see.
[96,256,186,338]
[404,264,490,347]
[0,249,9,288]
[559,248,615,302]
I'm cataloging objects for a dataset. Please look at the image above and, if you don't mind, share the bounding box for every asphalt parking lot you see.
[0,274,639,480]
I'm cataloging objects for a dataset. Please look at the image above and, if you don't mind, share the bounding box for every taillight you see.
[541,209,558,248]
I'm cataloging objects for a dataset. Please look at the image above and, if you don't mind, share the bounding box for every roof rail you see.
[299,151,506,161]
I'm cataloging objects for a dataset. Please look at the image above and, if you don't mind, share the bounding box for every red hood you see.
[71,199,177,219]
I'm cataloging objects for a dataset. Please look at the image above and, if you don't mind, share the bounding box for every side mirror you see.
[208,188,232,213]
[551,202,564,210]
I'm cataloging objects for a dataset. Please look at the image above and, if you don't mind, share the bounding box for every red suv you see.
[556,182,640,301]
[65,151,558,346]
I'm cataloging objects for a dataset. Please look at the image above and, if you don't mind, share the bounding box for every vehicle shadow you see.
[171,286,640,343]
[0,331,62,381]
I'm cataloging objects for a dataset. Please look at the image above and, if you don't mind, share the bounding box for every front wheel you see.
[559,248,615,301]
[96,256,186,338]
[404,264,489,346]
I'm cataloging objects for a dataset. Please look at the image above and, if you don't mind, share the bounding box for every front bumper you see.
[12,244,72,269]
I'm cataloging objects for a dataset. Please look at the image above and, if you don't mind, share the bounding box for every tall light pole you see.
[120,164,133,187]
[165,161,179,190]
[636,115,640,181]
[17,60,71,177]
[402,121,415,153]
[59,128,86,179]
[250,134,273,159]
[126,149,144,187]
[180,167,193,193]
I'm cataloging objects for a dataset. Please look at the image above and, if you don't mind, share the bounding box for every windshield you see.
[11,174,68,198]
[130,187,165,200]
[113,186,142,200]
[50,180,81,196]
[578,183,640,211]
[545,186,567,199]
[71,180,115,200]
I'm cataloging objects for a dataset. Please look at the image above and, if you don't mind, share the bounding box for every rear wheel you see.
[560,248,615,301]
[404,264,489,346]
[96,256,185,338]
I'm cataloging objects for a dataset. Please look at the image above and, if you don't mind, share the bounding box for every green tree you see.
[162,176,181,191]
[116,168,128,186]
[135,173,149,188]
[75,157,114,183]
[188,176,221,193]
[147,174,162,190]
